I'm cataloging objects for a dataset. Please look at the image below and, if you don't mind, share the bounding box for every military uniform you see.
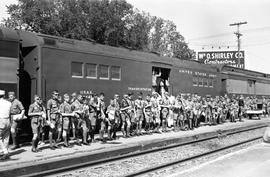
[60,101,73,147]
[71,99,83,144]
[120,98,131,137]
[144,100,153,133]
[47,98,61,147]
[160,97,170,132]
[28,101,46,152]
[10,98,24,149]
[135,98,144,135]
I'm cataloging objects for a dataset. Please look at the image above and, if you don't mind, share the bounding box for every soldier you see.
[134,92,144,135]
[70,92,78,140]
[97,93,107,143]
[0,90,12,160]
[185,96,194,130]
[8,91,25,150]
[144,94,153,134]
[151,92,161,133]
[28,95,46,152]
[160,92,170,132]
[238,95,245,121]
[205,96,212,125]
[81,97,90,145]
[171,95,181,131]
[71,94,84,145]
[120,93,131,138]
[60,94,74,147]
[88,93,97,143]
[106,99,117,140]
[47,90,61,149]
[112,94,120,139]
[127,93,136,136]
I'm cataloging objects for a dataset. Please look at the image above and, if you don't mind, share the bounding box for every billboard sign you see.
[197,51,245,68]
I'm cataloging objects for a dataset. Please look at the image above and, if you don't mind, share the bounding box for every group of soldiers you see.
[0,89,268,160]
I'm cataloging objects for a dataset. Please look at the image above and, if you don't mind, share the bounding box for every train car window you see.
[111,66,121,81]
[208,79,213,88]
[86,63,97,79]
[203,78,208,87]
[192,77,198,86]
[99,65,109,80]
[71,62,83,78]
[198,78,203,87]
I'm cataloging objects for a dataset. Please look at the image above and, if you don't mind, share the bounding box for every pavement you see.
[0,117,270,177]
[169,142,270,177]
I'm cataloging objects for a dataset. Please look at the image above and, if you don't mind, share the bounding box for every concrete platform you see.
[170,142,270,177]
[0,118,270,177]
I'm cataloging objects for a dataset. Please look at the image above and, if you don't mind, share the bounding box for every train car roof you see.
[13,28,217,72]
[0,27,19,42]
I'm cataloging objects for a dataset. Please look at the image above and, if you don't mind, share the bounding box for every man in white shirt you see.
[0,90,12,160]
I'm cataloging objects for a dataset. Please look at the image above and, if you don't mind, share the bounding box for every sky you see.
[1,0,270,73]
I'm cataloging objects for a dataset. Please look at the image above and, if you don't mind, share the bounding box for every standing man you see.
[60,94,74,147]
[112,94,120,139]
[135,92,144,135]
[8,91,25,150]
[47,90,61,149]
[0,90,12,160]
[71,94,84,145]
[97,93,107,143]
[120,93,131,138]
[28,95,46,152]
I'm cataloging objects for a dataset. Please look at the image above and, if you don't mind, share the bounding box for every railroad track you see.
[24,124,266,177]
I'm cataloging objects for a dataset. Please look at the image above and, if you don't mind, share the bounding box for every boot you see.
[71,128,76,140]
[126,127,131,138]
[31,140,37,152]
[10,133,19,150]
[49,134,55,150]
[83,131,89,145]
[56,131,62,143]
[121,128,126,138]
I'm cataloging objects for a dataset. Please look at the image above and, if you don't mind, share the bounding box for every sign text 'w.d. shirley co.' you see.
[197,51,245,68]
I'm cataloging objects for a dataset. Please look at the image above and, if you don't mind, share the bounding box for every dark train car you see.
[221,65,270,97]
[0,28,19,97]
[12,28,222,103]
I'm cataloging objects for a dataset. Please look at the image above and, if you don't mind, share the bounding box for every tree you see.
[2,0,195,59]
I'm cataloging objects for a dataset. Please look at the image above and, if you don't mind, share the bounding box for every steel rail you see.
[125,136,262,177]
[23,124,267,177]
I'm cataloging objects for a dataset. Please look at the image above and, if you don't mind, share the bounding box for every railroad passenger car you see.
[221,66,270,97]
[0,27,222,107]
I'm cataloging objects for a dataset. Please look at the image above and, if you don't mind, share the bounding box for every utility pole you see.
[229,21,247,68]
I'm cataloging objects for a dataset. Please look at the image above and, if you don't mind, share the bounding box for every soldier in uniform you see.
[160,92,170,132]
[28,95,46,152]
[8,91,25,150]
[97,93,107,143]
[134,92,144,135]
[185,96,194,130]
[171,95,182,131]
[71,94,84,145]
[47,90,61,149]
[106,99,117,140]
[112,94,120,139]
[205,96,212,125]
[88,93,97,142]
[238,95,245,121]
[127,93,136,136]
[0,90,12,160]
[144,94,153,134]
[60,94,74,147]
[120,93,131,138]
[81,97,90,145]
[70,92,78,140]
[151,92,161,133]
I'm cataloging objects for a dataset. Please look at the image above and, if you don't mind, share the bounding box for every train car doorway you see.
[152,67,171,95]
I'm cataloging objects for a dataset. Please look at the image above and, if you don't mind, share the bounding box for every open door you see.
[152,66,171,95]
